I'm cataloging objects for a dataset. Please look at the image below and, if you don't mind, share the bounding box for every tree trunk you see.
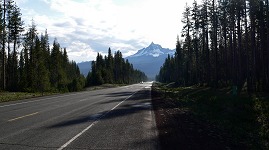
[245,0,252,94]
[2,0,6,90]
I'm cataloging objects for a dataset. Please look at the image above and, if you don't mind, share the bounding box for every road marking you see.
[79,98,89,102]
[57,90,139,150]
[8,112,39,122]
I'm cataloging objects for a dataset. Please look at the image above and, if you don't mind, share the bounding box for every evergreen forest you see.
[86,48,147,86]
[0,1,86,93]
[0,1,146,93]
[157,0,269,94]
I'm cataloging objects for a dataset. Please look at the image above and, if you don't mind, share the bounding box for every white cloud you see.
[67,41,97,62]
[16,0,29,5]
[17,0,199,62]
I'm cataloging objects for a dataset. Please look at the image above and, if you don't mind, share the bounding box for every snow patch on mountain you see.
[126,42,175,79]
[130,42,174,58]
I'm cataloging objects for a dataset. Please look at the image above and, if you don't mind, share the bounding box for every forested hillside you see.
[86,48,147,86]
[157,0,269,94]
[0,1,85,92]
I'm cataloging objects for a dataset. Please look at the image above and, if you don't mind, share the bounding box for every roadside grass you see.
[152,82,269,149]
[0,92,53,103]
[0,84,127,104]
[85,84,127,91]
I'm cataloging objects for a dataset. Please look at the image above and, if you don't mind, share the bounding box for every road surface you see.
[0,82,159,149]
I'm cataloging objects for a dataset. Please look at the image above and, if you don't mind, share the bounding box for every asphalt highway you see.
[0,82,159,149]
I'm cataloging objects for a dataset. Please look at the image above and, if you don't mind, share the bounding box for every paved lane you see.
[0,82,159,149]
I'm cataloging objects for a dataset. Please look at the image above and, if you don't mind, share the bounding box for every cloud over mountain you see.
[17,0,194,62]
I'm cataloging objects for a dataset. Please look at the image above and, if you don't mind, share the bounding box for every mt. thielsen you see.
[125,42,175,80]
[78,42,175,80]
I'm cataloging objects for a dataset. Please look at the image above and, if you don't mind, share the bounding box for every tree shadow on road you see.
[45,89,160,149]
[46,90,152,129]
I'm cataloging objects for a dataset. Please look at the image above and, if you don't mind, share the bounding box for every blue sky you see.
[17,0,196,62]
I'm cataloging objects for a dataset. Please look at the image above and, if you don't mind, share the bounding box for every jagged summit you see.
[149,42,157,47]
[125,43,175,79]
[129,42,174,58]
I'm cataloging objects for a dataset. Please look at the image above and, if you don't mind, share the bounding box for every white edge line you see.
[57,90,139,150]
[58,122,96,150]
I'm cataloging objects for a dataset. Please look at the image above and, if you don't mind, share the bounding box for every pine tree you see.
[35,35,50,93]
[106,47,114,83]
[191,0,200,84]
[20,20,38,91]
[0,3,85,93]
[5,1,23,91]
[0,2,3,90]
[157,0,269,94]
[182,4,193,86]
[40,29,50,70]
[175,36,184,85]
[18,50,26,91]
[87,48,147,86]
[50,39,63,91]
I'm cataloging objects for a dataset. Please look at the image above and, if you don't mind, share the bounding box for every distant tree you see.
[40,29,50,70]
[87,48,147,86]
[175,36,184,85]
[106,48,114,83]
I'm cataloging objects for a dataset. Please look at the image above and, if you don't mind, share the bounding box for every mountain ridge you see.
[126,43,175,80]
[77,42,175,79]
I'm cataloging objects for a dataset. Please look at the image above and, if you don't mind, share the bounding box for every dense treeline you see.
[86,48,147,86]
[0,0,146,93]
[0,0,85,92]
[157,0,269,94]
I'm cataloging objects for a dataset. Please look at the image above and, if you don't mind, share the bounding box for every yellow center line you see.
[8,112,39,122]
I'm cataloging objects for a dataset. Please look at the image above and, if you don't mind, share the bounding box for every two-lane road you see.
[0,82,159,149]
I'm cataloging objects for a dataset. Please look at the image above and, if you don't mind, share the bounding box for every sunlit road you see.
[0,82,159,149]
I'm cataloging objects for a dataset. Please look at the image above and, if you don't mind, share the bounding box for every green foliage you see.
[0,1,87,94]
[4,0,24,92]
[157,0,269,93]
[87,48,147,86]
[153,83,268,149]
[254,95,269,148]
[0,1,86,93]
[0,92,52,103]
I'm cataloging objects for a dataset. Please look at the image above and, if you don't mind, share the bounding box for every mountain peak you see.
[149,41,155,46]
[148,42,161,49]
[128,42,174,58]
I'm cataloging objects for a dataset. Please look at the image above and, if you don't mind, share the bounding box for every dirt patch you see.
[151,90,246,150]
